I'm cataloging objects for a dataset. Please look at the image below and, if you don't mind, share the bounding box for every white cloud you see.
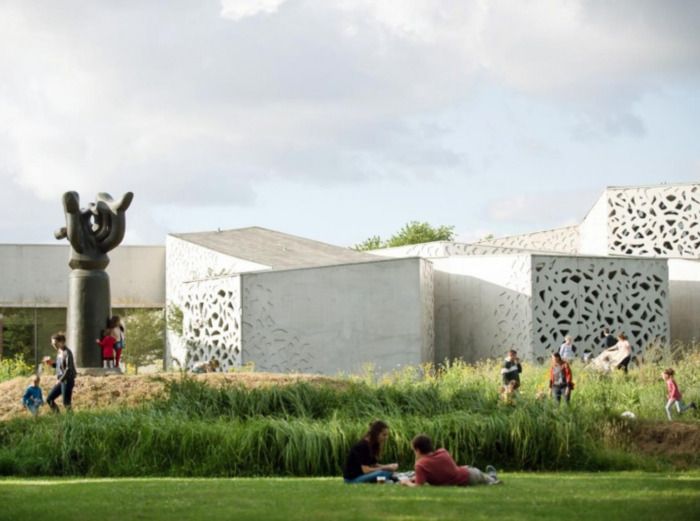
[220,0,287,21]
[0,1,698,243]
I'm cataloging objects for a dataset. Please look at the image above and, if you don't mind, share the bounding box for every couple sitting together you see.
[343,420,501,487]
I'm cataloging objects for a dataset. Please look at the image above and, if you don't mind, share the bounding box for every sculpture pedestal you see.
[67,269,111,368]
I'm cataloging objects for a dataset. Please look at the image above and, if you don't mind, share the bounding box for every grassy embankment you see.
[0,348,698,477]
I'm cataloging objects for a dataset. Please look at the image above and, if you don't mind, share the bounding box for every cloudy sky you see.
[1,1,698,247]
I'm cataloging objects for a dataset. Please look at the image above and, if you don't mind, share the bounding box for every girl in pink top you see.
[662,368,696,421]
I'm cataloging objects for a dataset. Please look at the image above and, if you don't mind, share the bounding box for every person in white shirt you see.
[558,336,576,362]
[607,333,632,373]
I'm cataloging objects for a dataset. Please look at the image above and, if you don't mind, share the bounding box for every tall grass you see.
[0,406,631,477]
[0,354,33,382]
[0,351,698,477]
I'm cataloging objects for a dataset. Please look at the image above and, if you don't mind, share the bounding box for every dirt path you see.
[631,421,700,466]
[1,371,340,421]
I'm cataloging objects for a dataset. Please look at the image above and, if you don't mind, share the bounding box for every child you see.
[96,329,116,368]
[22,374,44,416]
[662,368,697,421]
[108,316,126,368]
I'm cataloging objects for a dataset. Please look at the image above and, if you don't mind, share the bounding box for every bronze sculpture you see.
[55,191,133,367]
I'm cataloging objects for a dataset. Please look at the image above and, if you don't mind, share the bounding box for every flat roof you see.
[170,227,379,270]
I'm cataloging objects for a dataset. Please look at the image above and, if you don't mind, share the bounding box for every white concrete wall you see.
[419,259,435,363]
[181,275,243,371]
[369,241,531,260]
[240,258,429,375]
[476,226,580,254]
[370,242,453,258]
[431,255,533,362]
[165,235,269,367]
[607,184,700,258]
[0,244,164,307]
[578,191,609,256]
[531,255,670,357]
[669,259,700,346]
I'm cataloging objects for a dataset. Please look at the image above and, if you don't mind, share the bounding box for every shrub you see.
[0,354,34,382]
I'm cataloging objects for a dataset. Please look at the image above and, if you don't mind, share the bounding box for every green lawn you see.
[1,472,699,521]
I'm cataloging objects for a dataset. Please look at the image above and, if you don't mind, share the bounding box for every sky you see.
[0,0,698,248]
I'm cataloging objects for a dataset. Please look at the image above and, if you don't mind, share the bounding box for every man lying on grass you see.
[401,434,501,487]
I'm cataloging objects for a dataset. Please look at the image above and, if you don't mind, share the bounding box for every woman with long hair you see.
[343,420,398,484]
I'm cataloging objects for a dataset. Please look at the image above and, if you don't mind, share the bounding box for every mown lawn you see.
[1,472,699,521]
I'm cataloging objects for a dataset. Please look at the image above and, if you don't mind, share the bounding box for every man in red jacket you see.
[401,434,501,487]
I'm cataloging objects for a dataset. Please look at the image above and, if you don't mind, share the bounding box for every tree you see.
[354,221,455,251]
[166,304,184,337]
[0,309,33,361]
[122,309,165,374]
[386,221,455,247]
[352,235,383,252]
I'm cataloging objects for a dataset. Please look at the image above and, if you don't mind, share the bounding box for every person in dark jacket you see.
[601,327,617,350]
[46,332,77,413]
[343,420,398,484]
[500,349,522,388]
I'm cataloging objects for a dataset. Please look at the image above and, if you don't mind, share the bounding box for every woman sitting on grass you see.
[343,420,398,484]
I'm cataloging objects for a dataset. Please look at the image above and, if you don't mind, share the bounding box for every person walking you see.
[549,353,574,404]
[500,349,522,389]
[597,332,633,373]
[22,374,44,416]
[46,332,77,413]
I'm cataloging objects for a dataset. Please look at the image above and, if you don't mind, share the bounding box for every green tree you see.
[122,309,165,374]
[0,309,33,361]
[386,221,455,247]
[166,304,184,337]
[352,235,383,251]
[354,222,455,251]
